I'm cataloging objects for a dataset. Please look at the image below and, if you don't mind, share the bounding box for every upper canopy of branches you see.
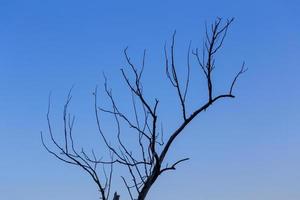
[41,17,246,200]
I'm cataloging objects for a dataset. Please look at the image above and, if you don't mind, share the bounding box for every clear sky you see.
[0,0,299,200]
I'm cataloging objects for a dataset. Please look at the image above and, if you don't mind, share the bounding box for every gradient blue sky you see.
[0,0,300,200]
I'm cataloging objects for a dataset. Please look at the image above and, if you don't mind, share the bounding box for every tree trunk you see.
[113,192,120,200]
[137,166,160,200]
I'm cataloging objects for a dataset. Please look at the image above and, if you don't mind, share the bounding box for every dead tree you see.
[41,18,246,200]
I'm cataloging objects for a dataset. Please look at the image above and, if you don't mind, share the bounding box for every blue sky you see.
[0,0,299,199]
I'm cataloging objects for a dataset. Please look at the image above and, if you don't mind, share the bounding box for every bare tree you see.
[41,18,246,200]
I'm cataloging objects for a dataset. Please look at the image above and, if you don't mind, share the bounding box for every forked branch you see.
[42,18,245,200]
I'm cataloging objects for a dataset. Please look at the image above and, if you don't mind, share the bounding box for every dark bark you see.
[41,17,246,200]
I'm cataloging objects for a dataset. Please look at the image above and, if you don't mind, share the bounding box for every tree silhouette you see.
[41,17,246,200]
